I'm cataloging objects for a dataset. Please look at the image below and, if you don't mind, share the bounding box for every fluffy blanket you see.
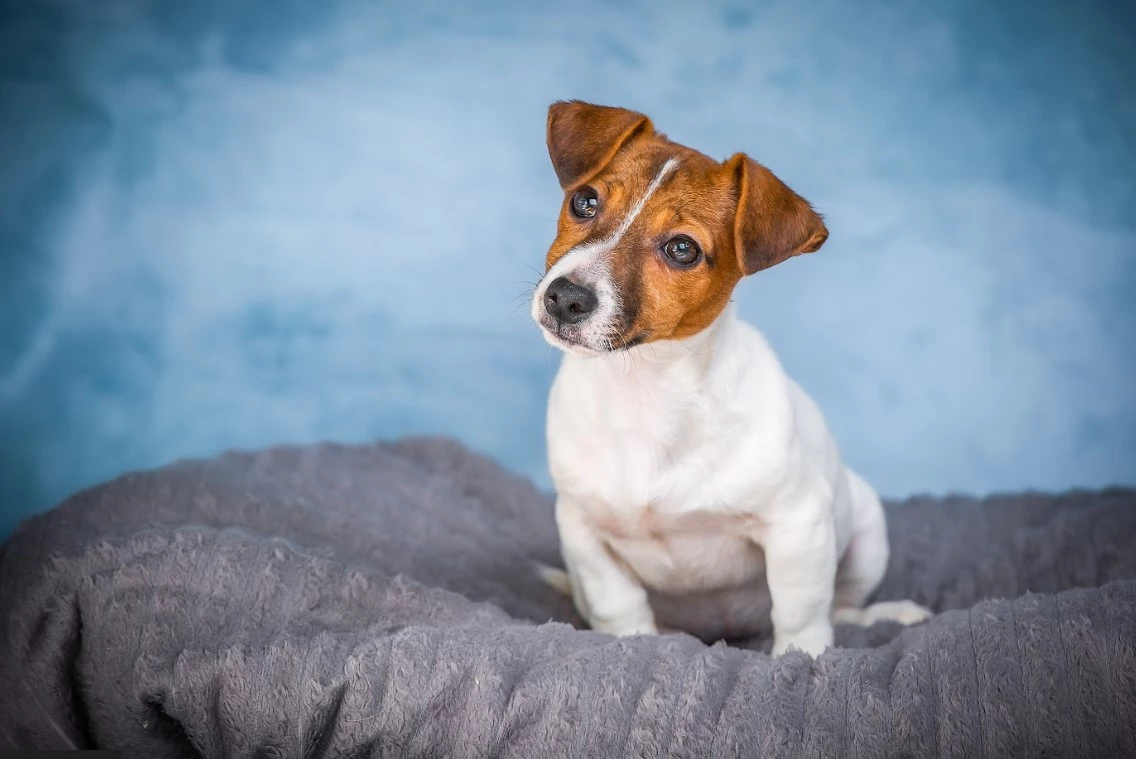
[1,437,1134,757]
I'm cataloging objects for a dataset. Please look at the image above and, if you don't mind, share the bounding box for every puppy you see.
[531,101,931,656]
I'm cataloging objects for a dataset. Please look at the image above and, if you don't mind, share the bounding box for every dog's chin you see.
[539,325,606,357]
[535,313,610,357]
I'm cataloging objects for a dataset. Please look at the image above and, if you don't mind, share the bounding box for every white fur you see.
[536,303,931,656]
[531,159,680,356]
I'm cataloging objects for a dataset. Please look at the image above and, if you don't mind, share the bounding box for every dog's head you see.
[531,100,828,356]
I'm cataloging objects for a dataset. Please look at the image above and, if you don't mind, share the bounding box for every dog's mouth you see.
[537,315,648,356]
[615,332,649,350]
[537,317,604,357]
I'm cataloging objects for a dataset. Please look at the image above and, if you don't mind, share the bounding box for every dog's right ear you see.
[547,101,653,189]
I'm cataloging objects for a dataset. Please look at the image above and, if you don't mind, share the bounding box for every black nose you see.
[544,276,598,324]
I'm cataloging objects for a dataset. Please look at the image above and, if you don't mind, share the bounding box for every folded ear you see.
[727,153,828,275]
[547,100,653,189]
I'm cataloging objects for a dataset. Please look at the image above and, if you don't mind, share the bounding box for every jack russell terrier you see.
[531,101,931,656]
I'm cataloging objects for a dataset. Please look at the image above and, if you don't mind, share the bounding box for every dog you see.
[530,101,931,656]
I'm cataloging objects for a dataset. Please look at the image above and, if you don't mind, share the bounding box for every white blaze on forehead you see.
[532,157,682,352]
[606,156,681,251]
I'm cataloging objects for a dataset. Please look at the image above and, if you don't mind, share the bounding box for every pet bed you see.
[1,437,1134,757]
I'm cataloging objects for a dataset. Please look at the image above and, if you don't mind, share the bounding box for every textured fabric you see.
[1,436,1134,757]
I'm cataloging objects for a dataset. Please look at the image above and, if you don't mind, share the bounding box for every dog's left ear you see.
[547,100,653,189]
[728,153,828,276]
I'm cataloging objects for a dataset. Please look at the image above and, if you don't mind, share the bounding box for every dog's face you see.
[531,101,829,356]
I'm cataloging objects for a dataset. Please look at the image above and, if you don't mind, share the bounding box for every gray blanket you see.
[1,437,1134,757]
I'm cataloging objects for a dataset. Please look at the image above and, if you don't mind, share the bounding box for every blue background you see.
[2,0,1134,537]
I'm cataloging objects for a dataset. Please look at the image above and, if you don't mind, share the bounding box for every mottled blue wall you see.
[2,0,1134,536]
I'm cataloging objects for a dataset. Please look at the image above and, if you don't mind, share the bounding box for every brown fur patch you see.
[728,153,829,276]
[547,101,652,190]
[543,102,829,347]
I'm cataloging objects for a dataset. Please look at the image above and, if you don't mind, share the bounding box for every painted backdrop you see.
[2,0,1134,536]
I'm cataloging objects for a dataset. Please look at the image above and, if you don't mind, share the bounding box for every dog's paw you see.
[599,623,660,637]
[885,600,934,625]
[589,616,659,637]
[771,624,834,658]
[834,599,933,627]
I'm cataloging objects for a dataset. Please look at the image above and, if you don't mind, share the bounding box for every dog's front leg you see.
[762,512,837,657]
[556,498,657,636]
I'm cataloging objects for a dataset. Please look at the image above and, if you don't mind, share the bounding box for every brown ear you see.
[547,100,653,189]
[728,153,828,275]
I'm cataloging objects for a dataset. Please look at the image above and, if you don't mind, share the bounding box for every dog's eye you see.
[570,188,599,219]
[663,236,701,266]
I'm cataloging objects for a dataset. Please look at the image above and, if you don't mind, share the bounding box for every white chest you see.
[548,355,743,513]
[546,344,784,596]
